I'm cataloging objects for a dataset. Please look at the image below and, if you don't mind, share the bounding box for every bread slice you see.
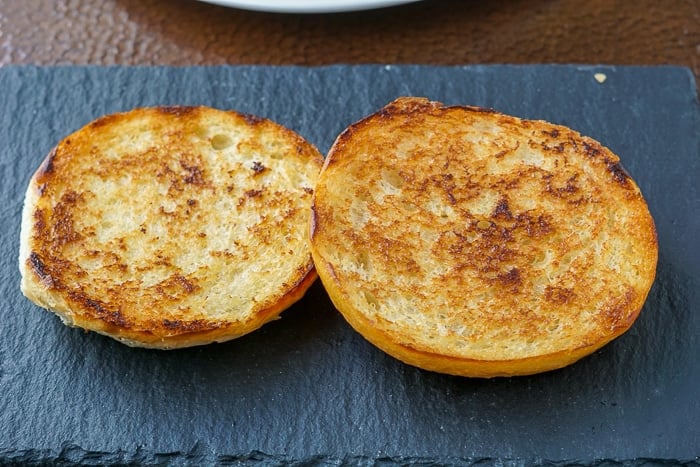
[310,97,658,377]
[19,106,323,349]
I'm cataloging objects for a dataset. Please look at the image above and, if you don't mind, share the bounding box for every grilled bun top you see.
[310,97,658,377]
[19,106,323,349]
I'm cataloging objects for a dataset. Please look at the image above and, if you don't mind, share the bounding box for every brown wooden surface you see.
[1,0,699,85]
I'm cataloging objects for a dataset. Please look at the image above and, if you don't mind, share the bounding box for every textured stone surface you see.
[0,65,699,464]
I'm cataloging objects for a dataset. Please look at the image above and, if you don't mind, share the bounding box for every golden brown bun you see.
[310,97,658,377]
[19,106,323,349]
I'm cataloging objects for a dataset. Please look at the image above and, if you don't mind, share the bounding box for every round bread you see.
[310,97,658,377]
[19,106,323,349]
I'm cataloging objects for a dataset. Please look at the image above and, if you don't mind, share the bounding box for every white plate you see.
[196,0,420,13]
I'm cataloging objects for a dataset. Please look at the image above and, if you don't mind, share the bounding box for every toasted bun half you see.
[310,97,658,377]
[19,106,323,349]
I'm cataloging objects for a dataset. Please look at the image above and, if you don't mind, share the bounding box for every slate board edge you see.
[1,446,699,467]
[2,62,697,98]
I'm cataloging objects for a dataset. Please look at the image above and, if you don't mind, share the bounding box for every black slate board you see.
[1,65,699,465]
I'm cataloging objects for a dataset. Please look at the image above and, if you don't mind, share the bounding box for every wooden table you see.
[1,0,698,88]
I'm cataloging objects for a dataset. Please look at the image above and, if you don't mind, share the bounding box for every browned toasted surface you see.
[19,106,322,348]
[310,97,658,377]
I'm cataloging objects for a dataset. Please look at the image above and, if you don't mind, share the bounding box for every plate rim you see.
[195,0,420,13]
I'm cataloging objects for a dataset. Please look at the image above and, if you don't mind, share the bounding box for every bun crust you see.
[20,106,323,349]
[310,97,658,377]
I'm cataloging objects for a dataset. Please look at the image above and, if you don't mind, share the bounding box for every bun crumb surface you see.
[310,97,658,377]
[19,106,323,349]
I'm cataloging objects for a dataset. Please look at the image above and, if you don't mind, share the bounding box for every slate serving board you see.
[0,65,698,465]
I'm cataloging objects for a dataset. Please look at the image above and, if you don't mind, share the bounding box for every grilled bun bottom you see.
[310,97,658,377]
[19,106,323,349]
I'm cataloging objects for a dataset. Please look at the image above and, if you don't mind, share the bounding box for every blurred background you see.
[1,0,698,87]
